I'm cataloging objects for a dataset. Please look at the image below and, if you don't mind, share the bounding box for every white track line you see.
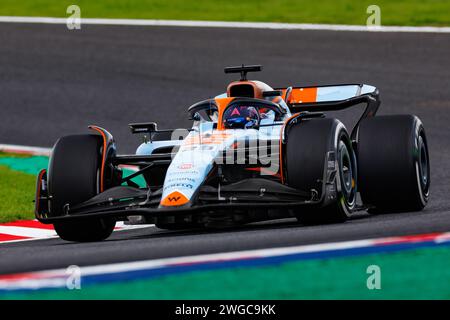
[2,231,450,291]
[0,226,56,238]
[0,16,449,33]
[0,144,51,156]
[0,222,154,244]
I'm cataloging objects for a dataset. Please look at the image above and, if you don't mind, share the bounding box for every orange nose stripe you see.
[160,191,190,207]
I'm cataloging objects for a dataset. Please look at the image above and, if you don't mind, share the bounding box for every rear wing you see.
[277,84,380,140]
[278,84,379,110]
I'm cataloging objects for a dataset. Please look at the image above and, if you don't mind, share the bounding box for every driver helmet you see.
[223,105,260,129]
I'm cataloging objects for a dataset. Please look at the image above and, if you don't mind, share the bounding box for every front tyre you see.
[48,134,115,242]
[54,219,116,242]
[285,118,357,224]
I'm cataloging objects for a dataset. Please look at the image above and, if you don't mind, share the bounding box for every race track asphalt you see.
[0,23,449,274]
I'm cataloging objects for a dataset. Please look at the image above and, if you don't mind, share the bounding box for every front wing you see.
[36,178,332,224]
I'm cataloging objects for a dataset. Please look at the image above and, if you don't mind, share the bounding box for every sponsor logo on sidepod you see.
[163,183,194,191]
[178,163,194,170]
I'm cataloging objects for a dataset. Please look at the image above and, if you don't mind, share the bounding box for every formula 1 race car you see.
[35,65,430,242]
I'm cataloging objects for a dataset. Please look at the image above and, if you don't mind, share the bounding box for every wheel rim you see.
[417,134,429,190]
[339,144,352,194]
[338,139,357,206]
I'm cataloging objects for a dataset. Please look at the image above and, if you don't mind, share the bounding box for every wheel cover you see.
[418,135,429,189]
[338,139,357,207]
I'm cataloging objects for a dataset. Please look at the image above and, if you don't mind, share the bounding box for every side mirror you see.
[129,122,158,134]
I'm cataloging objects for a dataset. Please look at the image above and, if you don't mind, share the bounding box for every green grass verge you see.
[3,245,450,299]
[0,153,48,222]
[0,165,36,222]
[0,152,31,158]
[0,0,449,26]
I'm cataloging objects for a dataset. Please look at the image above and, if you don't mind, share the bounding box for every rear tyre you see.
[285,118,357,224]
[48,134,115,242]
[358,115,430,212]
